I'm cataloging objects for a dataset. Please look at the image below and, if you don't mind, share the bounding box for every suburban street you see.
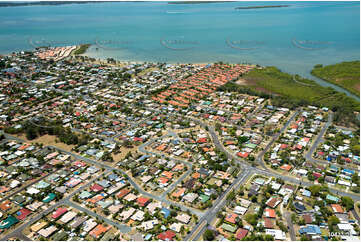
[285,211,296,241]
[256,110,300,170]
[1,108,359,241]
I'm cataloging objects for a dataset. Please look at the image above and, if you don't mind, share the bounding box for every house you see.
[79,190,93,200]
[280,164,292,172]
[248,184,260,197]
[302,189,311,197]
[266,197,281,208]
[264,208,276,218]
[170,222,182,233]
[221,223,237,233]
[225,213,238,224]
[335,213,349,223]
[176,213,190,224]
[0,200,12,211]
[70,217,87,230]
[303,214,313,224]
[199,194,210,203]
[337,223,357,235]
[42,193,56,203]
[294,202,306,212]
[117,188,130,199]
[254,178,265,186]
[131,210,145,221]
[16,208,31,220]
[158,230,176,241]
[124,193,137,202]
[325,176,336,184]
[236,228,248,240]
[326,194,340,203]
[119,208,136,221]
[83,219,98,232]
[183,193,198,203]
[161,208,171,219]
[137,197,150,207]
[0,215,18,229]
[263,218,274,229]
[265,229,286,240]
[31,221,48,232]
[51,207,68,219]
[234,206,247,215]
[172,188,186,198]
[331,204,344,213]
[60,211,77,224]
[146,201,162,215]
[90,184,104,193]
[140,220,159,231]
[89,224,110,239]
[239,198,251,208]
[38,225,57,238]
[299,225,321,235]
[108,204,123,214]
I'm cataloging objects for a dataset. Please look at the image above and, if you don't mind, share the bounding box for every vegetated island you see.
[220,65,359,128]
[235,5,289,10]
[311,61,360,97]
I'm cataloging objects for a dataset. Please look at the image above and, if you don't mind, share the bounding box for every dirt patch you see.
[236,78,249,85]
[17,134,75,152]
[112,146,139,162]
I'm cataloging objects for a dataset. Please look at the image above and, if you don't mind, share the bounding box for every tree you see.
[328,216,340,227]
[25,126,38,140]
[308,185,321,196]
[203,229,215,241]
[245,213,258,226]
[341,196,354,211]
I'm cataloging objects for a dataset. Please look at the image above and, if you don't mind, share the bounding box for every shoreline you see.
[80,52,361,101]
[1,45,358,101]
[75,54,255,67]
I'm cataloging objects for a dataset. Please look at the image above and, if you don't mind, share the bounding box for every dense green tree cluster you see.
[311,61,360,96]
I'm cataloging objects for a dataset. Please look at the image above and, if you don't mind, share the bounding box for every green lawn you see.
[311,60,360,96]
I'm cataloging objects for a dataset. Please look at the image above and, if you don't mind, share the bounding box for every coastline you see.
[79,47,360,101]
[1,44,357,101]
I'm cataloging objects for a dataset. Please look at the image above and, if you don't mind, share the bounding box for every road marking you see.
[189,220,207,241]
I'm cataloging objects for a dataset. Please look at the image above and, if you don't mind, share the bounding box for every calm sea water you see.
[0,1,359,98]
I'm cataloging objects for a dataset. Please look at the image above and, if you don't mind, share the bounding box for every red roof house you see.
[137,197,150,207]
[52,207,68,219]
[90,184,104,193]
[158,230,176,241]
[236,228,248,240]
[16,208,32,220]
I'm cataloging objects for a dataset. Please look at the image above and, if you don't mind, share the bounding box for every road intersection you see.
[1,107,359,241]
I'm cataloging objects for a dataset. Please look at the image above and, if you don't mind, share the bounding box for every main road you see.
[2,106,359,241]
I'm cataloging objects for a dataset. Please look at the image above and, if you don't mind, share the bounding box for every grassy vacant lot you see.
[311,60,360,96]
[222,66,359,127]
